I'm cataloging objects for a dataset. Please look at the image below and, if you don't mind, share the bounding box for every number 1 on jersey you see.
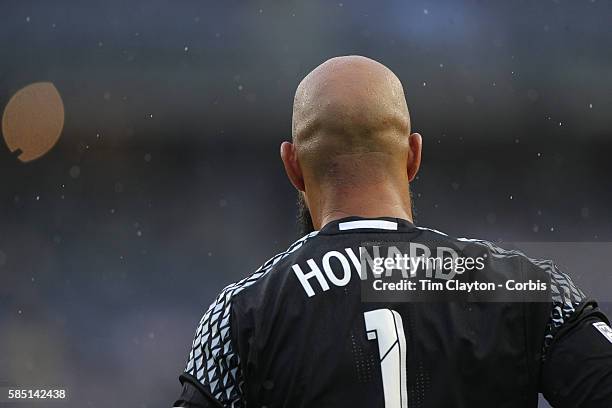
[364,309,408,408]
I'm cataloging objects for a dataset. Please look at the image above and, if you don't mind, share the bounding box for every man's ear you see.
[280,141,306,192]
[407,133,422,182]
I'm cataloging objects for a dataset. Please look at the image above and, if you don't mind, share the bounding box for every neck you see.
[309,182,413,230]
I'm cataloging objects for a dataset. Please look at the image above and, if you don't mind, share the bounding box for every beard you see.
[296,192,315,236]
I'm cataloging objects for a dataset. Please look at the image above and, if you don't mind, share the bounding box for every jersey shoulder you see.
[418,226,584,297]
[417,225,588,350]
[183,230,319,405]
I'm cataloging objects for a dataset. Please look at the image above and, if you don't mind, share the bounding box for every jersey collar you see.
[318,216,417,235]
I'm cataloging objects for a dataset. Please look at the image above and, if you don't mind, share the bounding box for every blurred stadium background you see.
[0,0,611,407]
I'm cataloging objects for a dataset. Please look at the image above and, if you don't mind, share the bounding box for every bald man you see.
[174,56,612,408]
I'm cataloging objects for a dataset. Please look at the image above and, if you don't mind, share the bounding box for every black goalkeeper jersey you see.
[174,217,612,408]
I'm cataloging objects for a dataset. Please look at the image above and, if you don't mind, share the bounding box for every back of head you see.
[292,55,411,187]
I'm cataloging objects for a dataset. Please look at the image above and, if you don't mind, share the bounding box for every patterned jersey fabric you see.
[174,217,612,408]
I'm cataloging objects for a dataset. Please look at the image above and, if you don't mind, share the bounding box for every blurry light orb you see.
[69,165,81,179]
[2,82,65,162]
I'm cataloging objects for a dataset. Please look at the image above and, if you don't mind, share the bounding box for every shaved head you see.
[292,55,411,184]
[281,55,422,232]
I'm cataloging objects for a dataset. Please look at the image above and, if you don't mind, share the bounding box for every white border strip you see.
[338,220,398,231]
[593,322,612,344]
